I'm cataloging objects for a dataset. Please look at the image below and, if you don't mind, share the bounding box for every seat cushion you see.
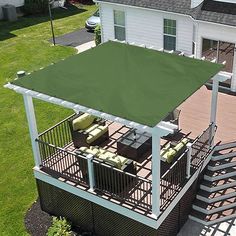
[78,146,128,169]
[78,146,100,156]
[98,149,128,169]
[173,138,188,152]
[86,124,108,144]
[72,113,95,131]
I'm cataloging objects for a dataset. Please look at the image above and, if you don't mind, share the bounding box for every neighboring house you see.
[96,0,236,92]
[0,0,24,19]
[0,0,65,20]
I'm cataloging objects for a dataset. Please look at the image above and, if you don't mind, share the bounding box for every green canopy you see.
[11,41,222,127]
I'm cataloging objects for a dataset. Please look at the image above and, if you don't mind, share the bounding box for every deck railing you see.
[37,114,74,149]
[93,159,152,212]
[160,150,188,210]
[191,123,215,169]
[37,140,89,187]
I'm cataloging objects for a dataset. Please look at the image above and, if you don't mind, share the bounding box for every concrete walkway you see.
[178,219,236,236]
[75,40,95,53]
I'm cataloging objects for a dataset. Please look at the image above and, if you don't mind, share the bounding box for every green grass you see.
[0,4,96,235]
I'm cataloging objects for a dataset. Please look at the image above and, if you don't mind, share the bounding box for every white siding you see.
[100,3,194,55]
[191,0,204,8]
[195,22,236,58]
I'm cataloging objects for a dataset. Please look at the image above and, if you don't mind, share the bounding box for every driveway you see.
[50,28,94,47]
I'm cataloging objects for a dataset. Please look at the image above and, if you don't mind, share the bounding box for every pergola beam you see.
[5,83,155,133]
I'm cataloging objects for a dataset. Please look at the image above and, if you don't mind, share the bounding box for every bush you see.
[24,0,49,15]
[94,24,101,46]
[47,217,72,236]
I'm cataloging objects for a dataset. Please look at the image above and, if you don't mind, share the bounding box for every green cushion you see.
[72,113,95,131]
[78,146,100,156]
[166,148,177,163]
[85,124,108,144]
[173,138,188,152]
[78,146,128,169]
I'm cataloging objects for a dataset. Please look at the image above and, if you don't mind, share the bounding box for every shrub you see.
[24,0,49,15]
[94,24,101,46]
[47,217,72,236]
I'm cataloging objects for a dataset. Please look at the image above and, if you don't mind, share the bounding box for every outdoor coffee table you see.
[117,129,152,162]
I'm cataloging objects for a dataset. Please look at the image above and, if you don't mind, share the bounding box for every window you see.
[114,10,126,41]
[202,38,235,73]
[163,19,176,51]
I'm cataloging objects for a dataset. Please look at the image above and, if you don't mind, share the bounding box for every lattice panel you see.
[37,178,200,236]
[93,204,158,236]
[36,180,93,232]
[179,180,198,229]
[158,203,179,236]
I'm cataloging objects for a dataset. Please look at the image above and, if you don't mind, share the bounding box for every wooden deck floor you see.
[179,86,236,144]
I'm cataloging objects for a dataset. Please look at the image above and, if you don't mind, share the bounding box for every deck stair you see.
[189,141,236,225]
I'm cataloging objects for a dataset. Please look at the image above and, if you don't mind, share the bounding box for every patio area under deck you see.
[4,41,225,226]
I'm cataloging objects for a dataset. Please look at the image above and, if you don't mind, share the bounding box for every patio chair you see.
[163,109,181,127]
[68,113,109,148]
[160,138,188,163]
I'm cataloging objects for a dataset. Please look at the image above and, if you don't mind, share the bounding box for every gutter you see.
[95,0,236,30]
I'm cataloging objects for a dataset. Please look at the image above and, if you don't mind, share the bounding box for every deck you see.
[36,85,236,218]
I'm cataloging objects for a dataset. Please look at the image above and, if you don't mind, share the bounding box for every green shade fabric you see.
[11,41,222,127]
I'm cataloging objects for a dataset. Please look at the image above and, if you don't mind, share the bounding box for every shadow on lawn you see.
[0,3,88,41]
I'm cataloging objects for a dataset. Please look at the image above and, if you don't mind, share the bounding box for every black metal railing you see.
[37,140,89,187]
[93,159,152,212]
[160,150,188,210]
[191,123,215,169]
[37,114,75,149]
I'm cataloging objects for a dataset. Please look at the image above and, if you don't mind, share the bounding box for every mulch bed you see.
[25,198,95,236]
[25,199,52,236]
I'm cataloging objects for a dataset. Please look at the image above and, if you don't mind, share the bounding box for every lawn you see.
[0,4,97,235]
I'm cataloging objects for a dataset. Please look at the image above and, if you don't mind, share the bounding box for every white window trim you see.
[113,9,126,41]
[163,19,177,51]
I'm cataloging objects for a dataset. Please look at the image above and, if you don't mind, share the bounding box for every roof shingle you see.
[98,0,236,27]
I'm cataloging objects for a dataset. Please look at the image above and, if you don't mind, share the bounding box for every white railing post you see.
[87,154,95,191]
[23,94,41,167]
[186,143,192,179]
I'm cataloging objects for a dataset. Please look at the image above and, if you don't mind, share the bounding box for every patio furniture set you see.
[68,110,187,173]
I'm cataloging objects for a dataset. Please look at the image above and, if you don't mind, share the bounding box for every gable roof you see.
[98,0,236,27]
[10,41,222,127]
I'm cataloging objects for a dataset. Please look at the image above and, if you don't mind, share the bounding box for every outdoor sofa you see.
[69,113,109,148]
[77,146,136,193]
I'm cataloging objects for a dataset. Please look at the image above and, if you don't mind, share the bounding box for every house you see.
[96,0,236,93]
[5,40,236,235]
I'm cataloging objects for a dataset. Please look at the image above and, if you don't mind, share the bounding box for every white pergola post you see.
[151,127,161,218]
[210,78,219,147]
[231,48,236,92]
[23,95,41,167]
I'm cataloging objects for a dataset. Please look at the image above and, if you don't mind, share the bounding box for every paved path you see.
[50,28,94,47]
[178,219,236,236]
[75,41,96,53]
